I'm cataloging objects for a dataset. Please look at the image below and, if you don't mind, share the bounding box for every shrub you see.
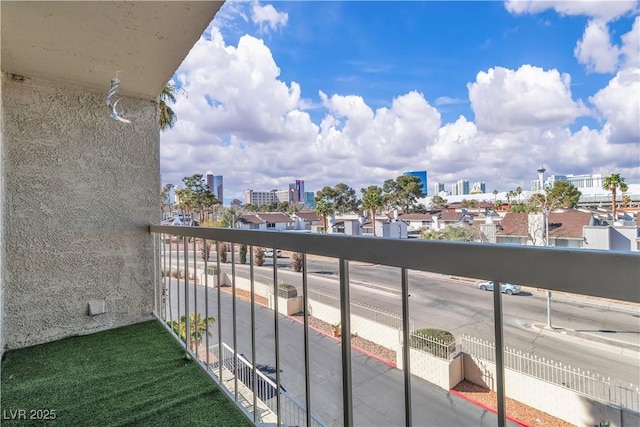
[291,252,303,272]
[219,242,227,263]
[277,283,297,299]
[200,239,211,261]
[239,244,248,264]
[410,328,455,359]
[254,247,265,266]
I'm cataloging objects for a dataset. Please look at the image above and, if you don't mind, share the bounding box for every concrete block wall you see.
[1,73,160,350]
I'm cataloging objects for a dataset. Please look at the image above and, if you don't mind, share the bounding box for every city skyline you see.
[161,1,640,204]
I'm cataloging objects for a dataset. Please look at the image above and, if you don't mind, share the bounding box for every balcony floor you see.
[1,320,251,426]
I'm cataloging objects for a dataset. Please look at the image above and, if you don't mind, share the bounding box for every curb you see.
[531,323,640,359]
[287,315,397,368]
[449,389,530,427]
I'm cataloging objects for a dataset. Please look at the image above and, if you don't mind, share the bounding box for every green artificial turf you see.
[1,320,252,427]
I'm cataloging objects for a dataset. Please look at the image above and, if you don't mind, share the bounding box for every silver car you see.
[477,281,521,295]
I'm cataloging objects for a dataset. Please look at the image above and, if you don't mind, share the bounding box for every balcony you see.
[146,225,638,426]
[1,2,639,426]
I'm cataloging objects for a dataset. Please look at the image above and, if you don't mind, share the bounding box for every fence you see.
[409,332,457,360]
[459,335,640,412]
[308,287,415,332]
[215,343,326,427]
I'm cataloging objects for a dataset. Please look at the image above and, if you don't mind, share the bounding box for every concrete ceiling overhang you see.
[1,1,224,101]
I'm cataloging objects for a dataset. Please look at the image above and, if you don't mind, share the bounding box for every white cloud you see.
[160,13,639,202]
[467,65,589,133]
[590,67,640,144]
[574,20,620,73]
[251,2,288,34]
[621,16,640,69]
[505,0,637,22]
[435,96,466,106]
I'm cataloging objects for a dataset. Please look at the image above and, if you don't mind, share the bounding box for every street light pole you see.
[545,205,553,330]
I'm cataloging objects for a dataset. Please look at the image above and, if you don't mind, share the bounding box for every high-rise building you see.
[206,174,223,203]
[403,170,428,196]
[471,181,486,194]
[434,182,445,194]
[303,191,316,208]
[245,189,276,206]
[452,180,470,196]
[531,172,603,191]
[213,175,223,203]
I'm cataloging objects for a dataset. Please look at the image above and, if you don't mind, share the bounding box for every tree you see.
[254,247,265,266]
[158,83,177,131]
[603,173,626,220]
[431,195,448,209]
[492,190,498,201]
[420,225,484,242]
[291,252,303,272]
[620,182,630,208]
[171,312,215,351]
[160,183,174,217]
[239,244,248,264]
[545,181,581,209]
[314,198,334,233]
[516,186,523,204]
[361,185,384,237]
[384,175,425,212]
[175,174,220,225]
[230,199,243,208]
[316,183,359,214]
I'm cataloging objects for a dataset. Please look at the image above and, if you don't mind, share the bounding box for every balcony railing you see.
[150,225,639,427]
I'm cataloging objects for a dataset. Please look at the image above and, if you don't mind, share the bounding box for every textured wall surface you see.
[1,73,160,350]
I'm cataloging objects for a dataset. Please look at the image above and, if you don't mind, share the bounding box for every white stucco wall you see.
[1,73,160,350]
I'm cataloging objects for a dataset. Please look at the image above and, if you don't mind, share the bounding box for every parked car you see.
[264,249,282,258]
[476,281,521,295]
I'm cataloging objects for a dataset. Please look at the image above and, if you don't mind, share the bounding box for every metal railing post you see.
[493,281,506,427]
[216,241,223,383]
[231,243,238,402]
[401,267,412,427]
[204,239,210,367]
[184,236,190,352]
[339,258,353,427]
[302,253,312,427]
[250,247,258,424]
[272,250,282,427]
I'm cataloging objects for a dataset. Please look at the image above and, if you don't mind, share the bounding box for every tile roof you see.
[295,212,321,222]
[496,211,593,238]
[440,211,463,222]
[398,213,434,221]
[239,214,263,225]
[257,213,293,223]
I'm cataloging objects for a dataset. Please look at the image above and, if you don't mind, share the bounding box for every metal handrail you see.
[150,225,639,303]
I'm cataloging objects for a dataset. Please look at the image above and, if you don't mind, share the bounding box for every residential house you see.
[291,211,321,231]
[237,213,294,231]
[496,210,595,248]
[361,218,408,238]
[397,212,437,235]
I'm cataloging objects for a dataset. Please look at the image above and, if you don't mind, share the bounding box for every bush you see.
[218,242,228,263]
[277,283,297,299]
[410,328,455,358]
[254,247,265,266]
[291,252,303,272]
[239,244,248,264]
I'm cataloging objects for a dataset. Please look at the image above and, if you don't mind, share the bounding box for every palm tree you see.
[492,190,498,201]
[602,174,626,221]
[171,312,215,351]
[620,182,630,208]
[361,185,384,237]
[158,83,177,131]
[315,199,334,233]
[516,186,522,204]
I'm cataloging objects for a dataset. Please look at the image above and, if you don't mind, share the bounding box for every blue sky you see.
[162,1,639,204]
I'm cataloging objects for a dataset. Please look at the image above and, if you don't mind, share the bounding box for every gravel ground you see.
[223,287,573,426]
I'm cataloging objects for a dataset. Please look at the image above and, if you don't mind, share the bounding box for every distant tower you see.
[537,166,546,191]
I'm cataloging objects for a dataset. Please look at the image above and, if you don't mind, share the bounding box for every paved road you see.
[162,250,640,387]
[163,277,519,427]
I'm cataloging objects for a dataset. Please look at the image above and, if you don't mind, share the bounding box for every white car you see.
[477,281,521,295]
[265,249,282,258]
